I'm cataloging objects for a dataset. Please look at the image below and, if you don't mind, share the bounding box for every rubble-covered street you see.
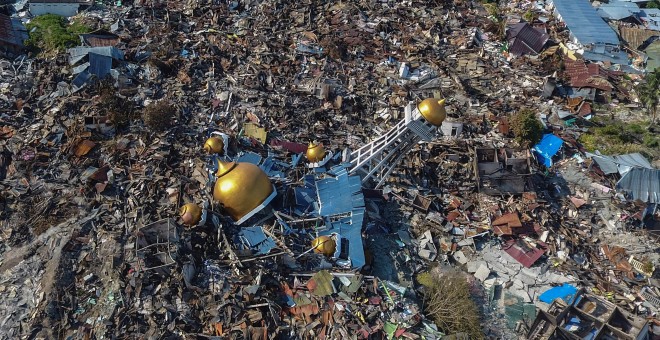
[1,0,660,339]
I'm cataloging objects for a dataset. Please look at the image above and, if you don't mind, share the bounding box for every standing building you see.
[29,0,92,17]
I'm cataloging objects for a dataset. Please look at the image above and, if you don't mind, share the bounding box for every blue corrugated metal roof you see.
[597,2,639,21]
[67,46,124,65]
[581,50,629,64]
[316,172,364,216]
[88,52,112,78]
[553,0,621,45]
[315,169,366,269]
[321,217,366,268]
[616,168,660,203]
[640,9,660,31]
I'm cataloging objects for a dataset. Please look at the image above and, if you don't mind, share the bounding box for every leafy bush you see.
[142,101,177,132]
[578,119,659,159]
[25,14,92,53]
[510,109,544,147]
[417,271,483,339]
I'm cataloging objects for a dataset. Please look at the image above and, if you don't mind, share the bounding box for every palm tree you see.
[638,68,660,123]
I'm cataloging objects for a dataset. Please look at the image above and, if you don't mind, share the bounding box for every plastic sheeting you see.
[539,283,578,304]
[533,134,564,167]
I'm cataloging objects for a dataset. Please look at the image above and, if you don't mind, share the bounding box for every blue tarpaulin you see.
[539,283,578,304]
[533,134,564,167]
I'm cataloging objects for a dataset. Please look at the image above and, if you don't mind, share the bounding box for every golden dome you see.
[179,203,202,226]
[417,98,447,126]
[306,142,326,163]
[312,235,336,257]
[204,137,225,155]
[213,159,273,221]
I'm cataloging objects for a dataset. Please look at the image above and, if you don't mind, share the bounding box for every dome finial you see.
[417,98,447,126]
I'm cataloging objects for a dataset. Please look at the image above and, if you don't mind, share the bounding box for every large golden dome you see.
[213,160,273,222]
[417,98,447,126]
[306,142,326,163]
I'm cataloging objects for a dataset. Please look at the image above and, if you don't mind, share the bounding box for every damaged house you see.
[551,0,628,64]
[528,289,650,339]
[29,0,92,17]
[506,22,550,56]
[474,148,532,195]
[0,13,27,58]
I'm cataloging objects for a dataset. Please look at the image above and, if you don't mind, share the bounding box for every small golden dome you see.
[213,160,273,221]
[204,137,225,155]
[179,203,202,226]
[306,142,326,163]
[312,235,336,257]
[417,98,447,126]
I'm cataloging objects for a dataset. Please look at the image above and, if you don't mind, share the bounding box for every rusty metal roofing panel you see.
[503,239,547,268]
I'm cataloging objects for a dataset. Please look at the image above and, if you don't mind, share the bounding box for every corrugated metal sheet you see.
[316,172,364,216]
[587,152,652,175]
[236,152,262,165]
[640,9,660,31]
[88,52,112,78]
[616,168,660,203]
[80,33,120,47]
[67,46,124,65]
[315,165,366,268]
[553,0,621,45]
[614,153,652,170]
[0,14,27,48]
[597,2,639,21]
[507,23,550,56]
[618,26,659,49]
[503,238,547,268]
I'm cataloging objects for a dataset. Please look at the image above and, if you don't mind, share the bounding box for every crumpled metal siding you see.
[616,168,660,203]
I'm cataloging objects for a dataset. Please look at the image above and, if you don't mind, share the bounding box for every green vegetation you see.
[511,109,544,147]
[417,271,483,339]
[637,68,660,123]
[646,0,660,9]
[578,119,659,159]
[25,14,92,54]
[482,2,506,41]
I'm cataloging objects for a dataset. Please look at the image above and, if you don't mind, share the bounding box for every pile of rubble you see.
[0,0,659,339]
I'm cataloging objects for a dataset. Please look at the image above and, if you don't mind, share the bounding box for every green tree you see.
[511,109,544,147]
[417,271,483,339]
[637,68,660,123]
[646,0,660,9]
